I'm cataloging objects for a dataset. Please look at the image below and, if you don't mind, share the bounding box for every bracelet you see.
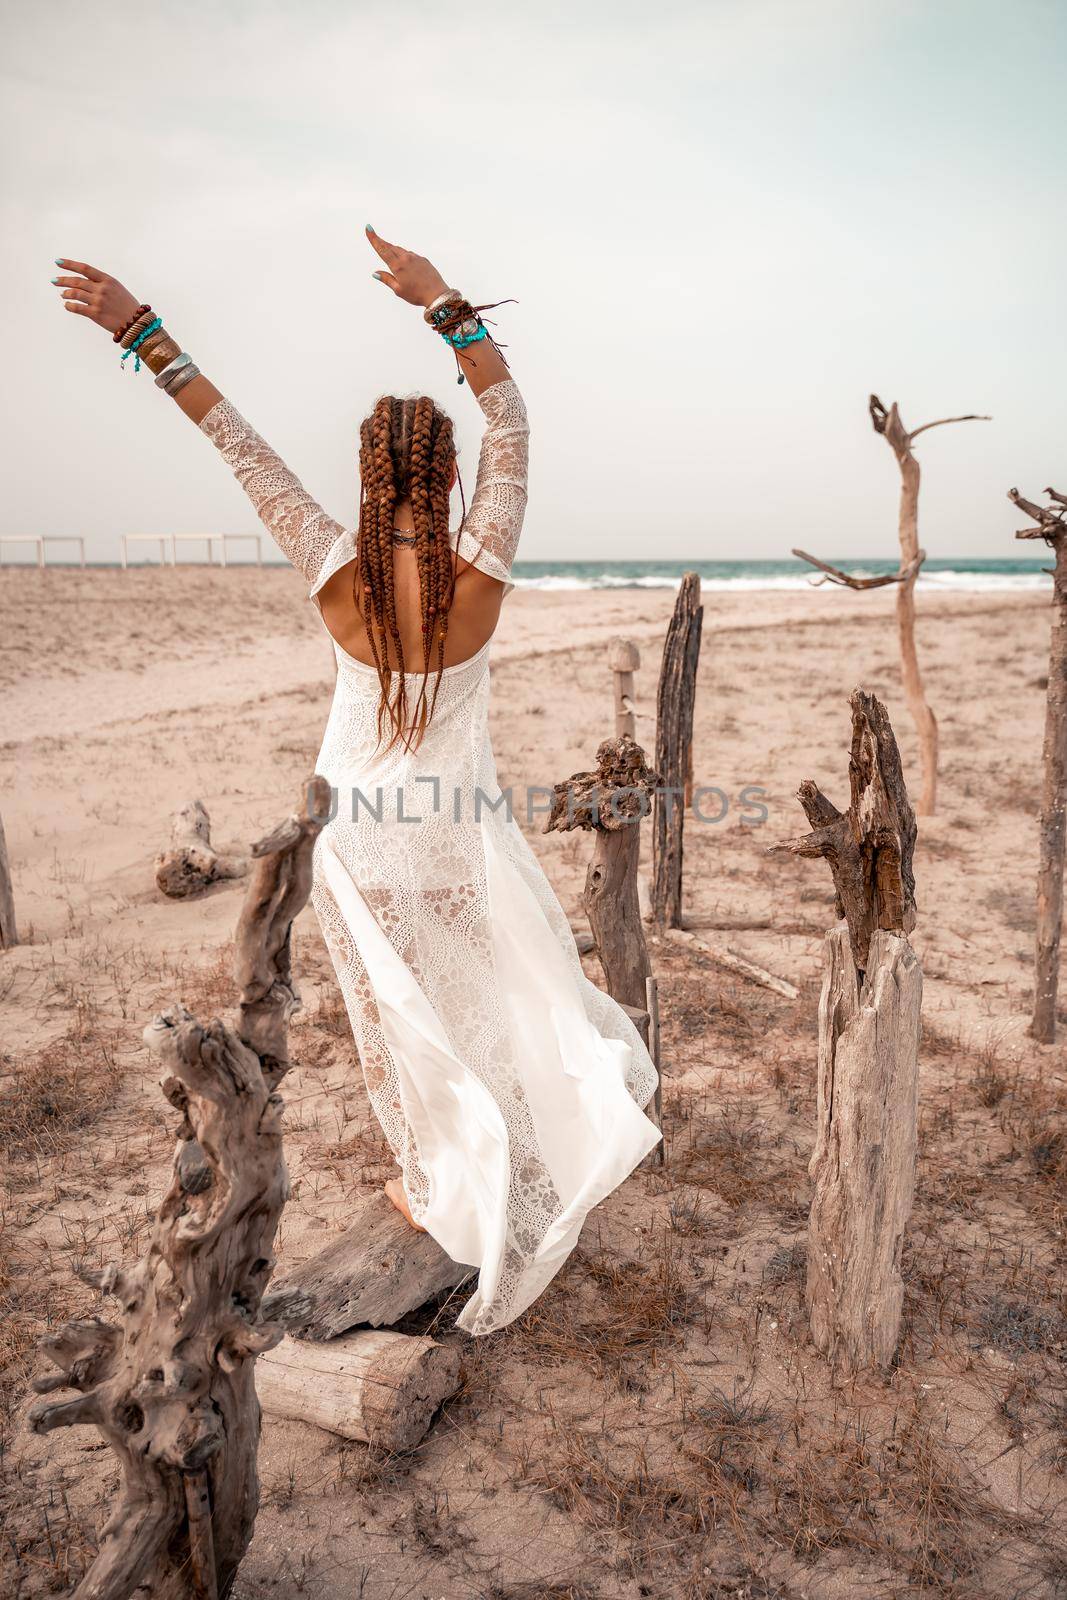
[159,359,195,394]
[135,328,170,364]
[114,304,151,344]
[157,356,192,392]
[120,316,162,373]
[139,332,181,375]
[162,362,201,399]
[444,324,488,351]
[119,310,156,349]
[425,292,515,386]
[423,290,462,326]
[155,352,193,388]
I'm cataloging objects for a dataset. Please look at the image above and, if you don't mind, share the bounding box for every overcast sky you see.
[2,0,1064,564]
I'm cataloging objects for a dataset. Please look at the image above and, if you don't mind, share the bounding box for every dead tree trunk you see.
[873,399,938,817]
[771,691,921,1375]
[545,735,659,1011]
[652,573,703,926]
[1009,487,1067,1043]
[794,399,990,818]
[155,799,250,900]
[30,776,331,1600]
[0,810,16,949]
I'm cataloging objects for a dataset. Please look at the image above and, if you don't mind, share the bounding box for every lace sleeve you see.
[453,378,529,585]
[199,398,352,594]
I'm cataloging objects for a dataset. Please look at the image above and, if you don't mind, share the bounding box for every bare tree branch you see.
[1009,486,1067,542]
[908,413,991,442]
[792,548,926,591]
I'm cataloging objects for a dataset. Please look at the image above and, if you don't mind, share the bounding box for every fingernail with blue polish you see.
[365,223,374,233]
[51,277,58,285]
[54,257,63,265]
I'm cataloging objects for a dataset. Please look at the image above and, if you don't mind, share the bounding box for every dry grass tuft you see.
[512,1241,694,1383]
[523,1400,1048,1597]
[0,1008,123,1164]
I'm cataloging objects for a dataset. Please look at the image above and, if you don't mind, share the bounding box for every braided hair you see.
[356,395,459,752]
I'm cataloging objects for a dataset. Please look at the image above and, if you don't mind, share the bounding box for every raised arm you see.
[364,226,529,584]
[50,258,347,592]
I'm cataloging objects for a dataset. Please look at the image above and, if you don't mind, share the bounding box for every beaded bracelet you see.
[120,316,162,373]
[427,294,514,384]
[444,324,488,351]
[114,304,151,344]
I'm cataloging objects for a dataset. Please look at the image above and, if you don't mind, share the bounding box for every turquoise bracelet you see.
[120,316,162,374]
[444,324,488,352]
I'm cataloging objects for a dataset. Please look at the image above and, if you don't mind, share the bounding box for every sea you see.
[506,557,1050,593]
[8,555,1051,591]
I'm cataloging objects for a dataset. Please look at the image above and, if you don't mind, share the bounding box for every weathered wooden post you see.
[771,691,921,1375]
[1009,486,1067,1043]
[0,810,16,949]
[29,777,330,1600]
[652,573,703,927]
[795,396,989,817]
[545,734,659,1011]
[608,637,640,739]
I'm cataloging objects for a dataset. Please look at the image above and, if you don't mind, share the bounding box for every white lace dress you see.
[200,377,661,1334]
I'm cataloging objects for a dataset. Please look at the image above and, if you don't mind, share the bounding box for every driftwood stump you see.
[0,809,16,949]
[794,398,989,817]
[264,1190,469,1339]
[256,1330,461,1449]
[772,691,921,1375]
[652,573,703,926]
[1009,486,1067,1043]
[29,777,330,1600]
[155,799,250,900]
[545,735,659,1010]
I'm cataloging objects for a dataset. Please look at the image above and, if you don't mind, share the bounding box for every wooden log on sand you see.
[1009,486,1067,1043]
[545,735,659,1011]
[29,777,331,1600]
[652,573,703,926]
[155,798,250,899]
[771,691,921,1375]
[666,927,799,1000]
[263,1191,470,1339]
[256,1330,461,1450]
[0,810,16,949]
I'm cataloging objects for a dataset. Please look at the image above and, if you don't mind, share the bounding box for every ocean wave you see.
[509,570,1050,594]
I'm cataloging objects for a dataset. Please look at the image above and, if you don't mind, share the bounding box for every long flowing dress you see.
[199,376,661,1334]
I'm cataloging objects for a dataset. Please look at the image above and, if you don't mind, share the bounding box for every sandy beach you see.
[2,568,1064,1598]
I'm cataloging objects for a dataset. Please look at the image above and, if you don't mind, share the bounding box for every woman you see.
[51,228,661,1335]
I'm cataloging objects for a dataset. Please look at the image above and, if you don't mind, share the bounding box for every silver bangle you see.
[164,362,201,398]
[155,352,193,389]
[423,289,462,325]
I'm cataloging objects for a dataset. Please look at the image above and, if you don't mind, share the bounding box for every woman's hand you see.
[365,226,451,309]
[51,260,143,336]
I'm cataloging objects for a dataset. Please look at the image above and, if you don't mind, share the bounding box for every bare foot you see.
[384,1177,426,1232]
